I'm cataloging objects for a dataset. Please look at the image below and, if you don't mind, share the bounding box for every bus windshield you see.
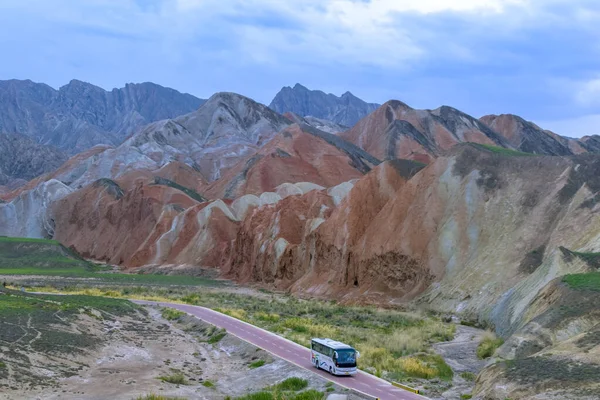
[335,349,356,366]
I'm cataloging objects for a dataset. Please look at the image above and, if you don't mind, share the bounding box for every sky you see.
[0,0,599,137]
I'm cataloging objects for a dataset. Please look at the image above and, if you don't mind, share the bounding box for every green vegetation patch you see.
[161,308,185,321]
[152,177,207,203]
[273,377,308,391]
[477,335,504,359]
[460,371,476,381]
[235,389,324,400]
[472,143,534,157]
[248,360,266,369]
[207,329,227,344]
[134,395,187,400]
[0,237,224,286]
[563,273,600,292]
[158,372,188,385]
[202,380,215,388]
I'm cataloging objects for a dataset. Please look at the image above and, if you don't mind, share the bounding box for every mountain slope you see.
[0,133,67,189]
[0,79,205,153]
[204,122,380,199]
[340,100,510,162]
[479,114,579,156]
[269,83,379,127]
[14,92,291,192]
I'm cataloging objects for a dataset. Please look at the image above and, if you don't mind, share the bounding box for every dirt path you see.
[432,325,488,400]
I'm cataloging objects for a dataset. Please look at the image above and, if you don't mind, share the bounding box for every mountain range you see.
[2,78,600,399]
[269,83,380,127]
[0,79,205,153]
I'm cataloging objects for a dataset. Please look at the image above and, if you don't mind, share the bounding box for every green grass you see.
[460,395,473,399]
[563,273,600,292]
[134,395,187,400]
[0,237,223,287]
[235,390,324,400]
[158,372,188,385]
[472,143,534,157]
[249,360,266,369]
[0,361,6,369]
[161,308,185,321]
[152,177,207,203]
[273,377,308,391]
[460,371,476,381]
[202,380,215,388]
[477,333,504,359]
[207,329,227,344]
[0,236,61,244]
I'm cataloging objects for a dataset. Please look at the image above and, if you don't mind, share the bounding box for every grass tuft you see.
[157,372,188,385]
[477,332,504,359]
[274,377,308,391]
[249,360,266,369]
[161,308,185,321]
[202,380,215,388]
[563,273,600,292]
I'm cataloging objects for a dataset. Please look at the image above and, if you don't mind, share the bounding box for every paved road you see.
[134,300,426,400]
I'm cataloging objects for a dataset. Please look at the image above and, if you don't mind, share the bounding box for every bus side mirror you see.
[356,351,360,358]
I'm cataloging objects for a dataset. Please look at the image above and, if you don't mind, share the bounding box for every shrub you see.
[249,360,266,369]
[275,377,308,391]
[161,308,185,321]
[202,380,215,388]
[208,329,227,344]
[293,390,324,400]
[461,372,476,381]
[477,332,504,359]
[157,373,188,385]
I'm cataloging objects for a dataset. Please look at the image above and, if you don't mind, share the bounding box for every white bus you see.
[310,338,359,376]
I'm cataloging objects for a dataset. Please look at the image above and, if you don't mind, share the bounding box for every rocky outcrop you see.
[270,83,379,127]
[0,179,73,238]
[0,133,67,189]
[341,100,510,162]
[51,179,200,265]
[0,79,204,153]
[283,112,349,134]
[474,278,600,399]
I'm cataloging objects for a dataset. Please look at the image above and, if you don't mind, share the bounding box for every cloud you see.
[576,78,600,107]
[0,0,599,124]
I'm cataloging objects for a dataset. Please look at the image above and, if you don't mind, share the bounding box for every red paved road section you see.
[134,300,426,400]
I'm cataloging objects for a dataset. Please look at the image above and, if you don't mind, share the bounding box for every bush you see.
[477,332,504,359]
[249,360,266,369]
[460,372,476,381]
[293,390,324,400]
[275,377,308,391]
[202,380,215,388]
[161,308,185,321]
[208,329,227,344]
[157,373,188,385]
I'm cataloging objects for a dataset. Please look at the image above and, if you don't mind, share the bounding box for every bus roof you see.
[311,338,355,350]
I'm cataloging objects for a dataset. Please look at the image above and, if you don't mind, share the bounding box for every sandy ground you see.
[0,305,357,400]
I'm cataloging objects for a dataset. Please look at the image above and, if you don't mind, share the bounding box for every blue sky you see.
[0,0,599,136]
